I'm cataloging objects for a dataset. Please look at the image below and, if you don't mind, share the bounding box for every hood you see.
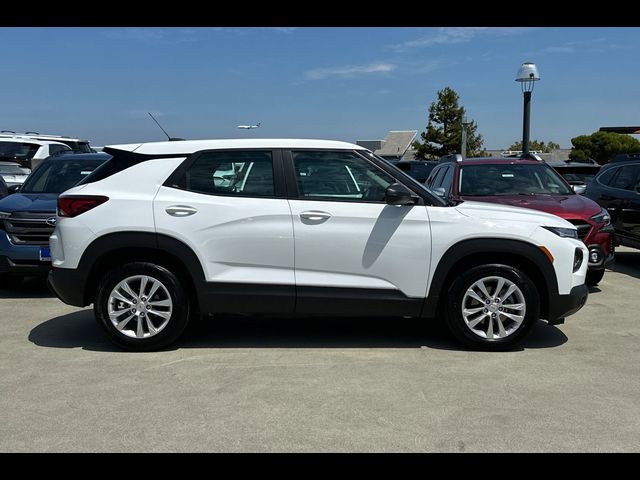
[455,200,573,228]
[0,193,58,213]
[460,194,601,220]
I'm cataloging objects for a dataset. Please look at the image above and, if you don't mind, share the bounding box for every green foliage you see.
[413,87,485,159]
[507,140,561,153]
[569,131,640,165]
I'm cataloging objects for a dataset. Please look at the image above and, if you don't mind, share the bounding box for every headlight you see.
[590,208,610,225]
[543,226,579,239]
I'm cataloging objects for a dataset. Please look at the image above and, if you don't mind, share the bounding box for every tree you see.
[413,87,485,160]
[507,140,561,152]
[569,131,640,165]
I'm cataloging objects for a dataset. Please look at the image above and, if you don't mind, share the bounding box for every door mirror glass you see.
[385,183,417,205]
[432,187,446,197]
[7,184,20,194]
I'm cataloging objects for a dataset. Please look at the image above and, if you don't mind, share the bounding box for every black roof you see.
[610,153,640,163]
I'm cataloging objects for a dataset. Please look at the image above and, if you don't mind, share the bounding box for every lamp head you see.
[516,62,540,92]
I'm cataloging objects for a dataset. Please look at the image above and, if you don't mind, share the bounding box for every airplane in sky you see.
[237,122,261,130]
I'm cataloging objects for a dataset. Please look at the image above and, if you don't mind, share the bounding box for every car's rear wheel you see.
[445,264,539,351]
[585,269,605,286]
[94,262,191,351]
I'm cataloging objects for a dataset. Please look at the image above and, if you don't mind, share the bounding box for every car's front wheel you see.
[94,262,191,351]
[445,264,540,351]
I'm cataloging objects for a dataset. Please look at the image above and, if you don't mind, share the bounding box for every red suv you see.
[425,156,614,285]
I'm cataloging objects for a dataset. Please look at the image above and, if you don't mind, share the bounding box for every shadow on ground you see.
[608,250,640,281]
[0,276,53,299]
[29,310,567,353]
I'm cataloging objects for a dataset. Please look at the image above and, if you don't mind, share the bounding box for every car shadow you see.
[0,276,53,298]
[28,310,567,353]
[607,250,640,281]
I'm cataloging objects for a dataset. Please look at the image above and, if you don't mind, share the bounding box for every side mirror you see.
[432,187,446,198]
[7,185,21,195]
[572,184,586,195]
[385,183,418,206]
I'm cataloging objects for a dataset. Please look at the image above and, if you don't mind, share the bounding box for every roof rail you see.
[439,154,463,163]
[610,152,640,163]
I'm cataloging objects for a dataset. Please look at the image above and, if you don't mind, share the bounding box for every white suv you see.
[47,139,589,351]
[0,137,71,169]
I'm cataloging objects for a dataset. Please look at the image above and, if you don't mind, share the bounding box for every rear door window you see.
[182,150,275,197]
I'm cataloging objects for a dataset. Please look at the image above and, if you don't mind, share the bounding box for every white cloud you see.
[304,62,396,80]
[391,27,536,50]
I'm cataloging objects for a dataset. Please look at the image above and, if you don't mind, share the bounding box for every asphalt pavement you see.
[1,248,639,452]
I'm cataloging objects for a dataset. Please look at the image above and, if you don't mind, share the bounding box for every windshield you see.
[459,163,573,196]
[21,158,106,194]
[360,151,447,203]
[0,142,39,161]
[56,140,93,153]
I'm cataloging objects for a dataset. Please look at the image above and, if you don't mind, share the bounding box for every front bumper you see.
[48,267,89,307]
[0,254,50,275]
[546,284,588,325]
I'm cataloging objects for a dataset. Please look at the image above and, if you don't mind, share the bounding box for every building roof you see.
[375,131,417,157]
[599,126,640,134]
[107,138,365,155]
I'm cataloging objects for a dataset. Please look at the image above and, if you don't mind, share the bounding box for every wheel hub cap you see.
[107,275,173,339]
[461,275,526,340]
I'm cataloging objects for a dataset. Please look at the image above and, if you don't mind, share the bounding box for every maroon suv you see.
[425,156,614,285]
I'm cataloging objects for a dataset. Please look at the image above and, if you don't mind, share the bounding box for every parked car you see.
[584,158,640,250]
[0,137,71,169]
[391,160,439,183]
[425,155,613,286]
[547,159,601,195]
[0,131,92,153]
[0,161,30,188]
[47,139,588,352]
[0,176,7,198]
[0,152,110,286]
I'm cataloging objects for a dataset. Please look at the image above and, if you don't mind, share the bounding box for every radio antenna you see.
[148,112,184,141]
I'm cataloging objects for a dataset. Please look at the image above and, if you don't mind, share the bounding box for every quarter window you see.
[292,151,394,202]
[183,151,275,197]
[596,167,617,186]
[610,165,640,191]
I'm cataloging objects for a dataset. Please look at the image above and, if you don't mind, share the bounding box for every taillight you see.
[58,196,109,218]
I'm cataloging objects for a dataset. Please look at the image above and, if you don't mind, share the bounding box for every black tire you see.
[445,264,540,351]
[94,262,191,351]
[585,269,605,286]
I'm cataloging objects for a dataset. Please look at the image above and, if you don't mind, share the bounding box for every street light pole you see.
[461,115,468,159]
[522,91,531,156]
[515,62,540,159]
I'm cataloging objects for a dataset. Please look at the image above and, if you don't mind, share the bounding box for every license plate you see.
[39,247,51,262]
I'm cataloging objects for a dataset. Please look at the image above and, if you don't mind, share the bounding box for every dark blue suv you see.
[0,152,110,286]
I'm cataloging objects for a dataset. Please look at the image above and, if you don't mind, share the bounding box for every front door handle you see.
[300,210,332,222]
[165,205,198,217]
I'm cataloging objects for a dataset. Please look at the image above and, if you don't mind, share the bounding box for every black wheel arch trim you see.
[422,238,559,318]
[75,232,207,306]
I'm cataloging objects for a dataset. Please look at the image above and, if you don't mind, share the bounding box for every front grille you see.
[567,219,592,242]
[2,212,55,245]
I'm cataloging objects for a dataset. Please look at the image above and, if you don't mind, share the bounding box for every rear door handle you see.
[165,205,198,217]
[300,211,332,222]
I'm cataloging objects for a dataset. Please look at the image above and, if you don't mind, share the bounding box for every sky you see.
[1,27,638,149]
